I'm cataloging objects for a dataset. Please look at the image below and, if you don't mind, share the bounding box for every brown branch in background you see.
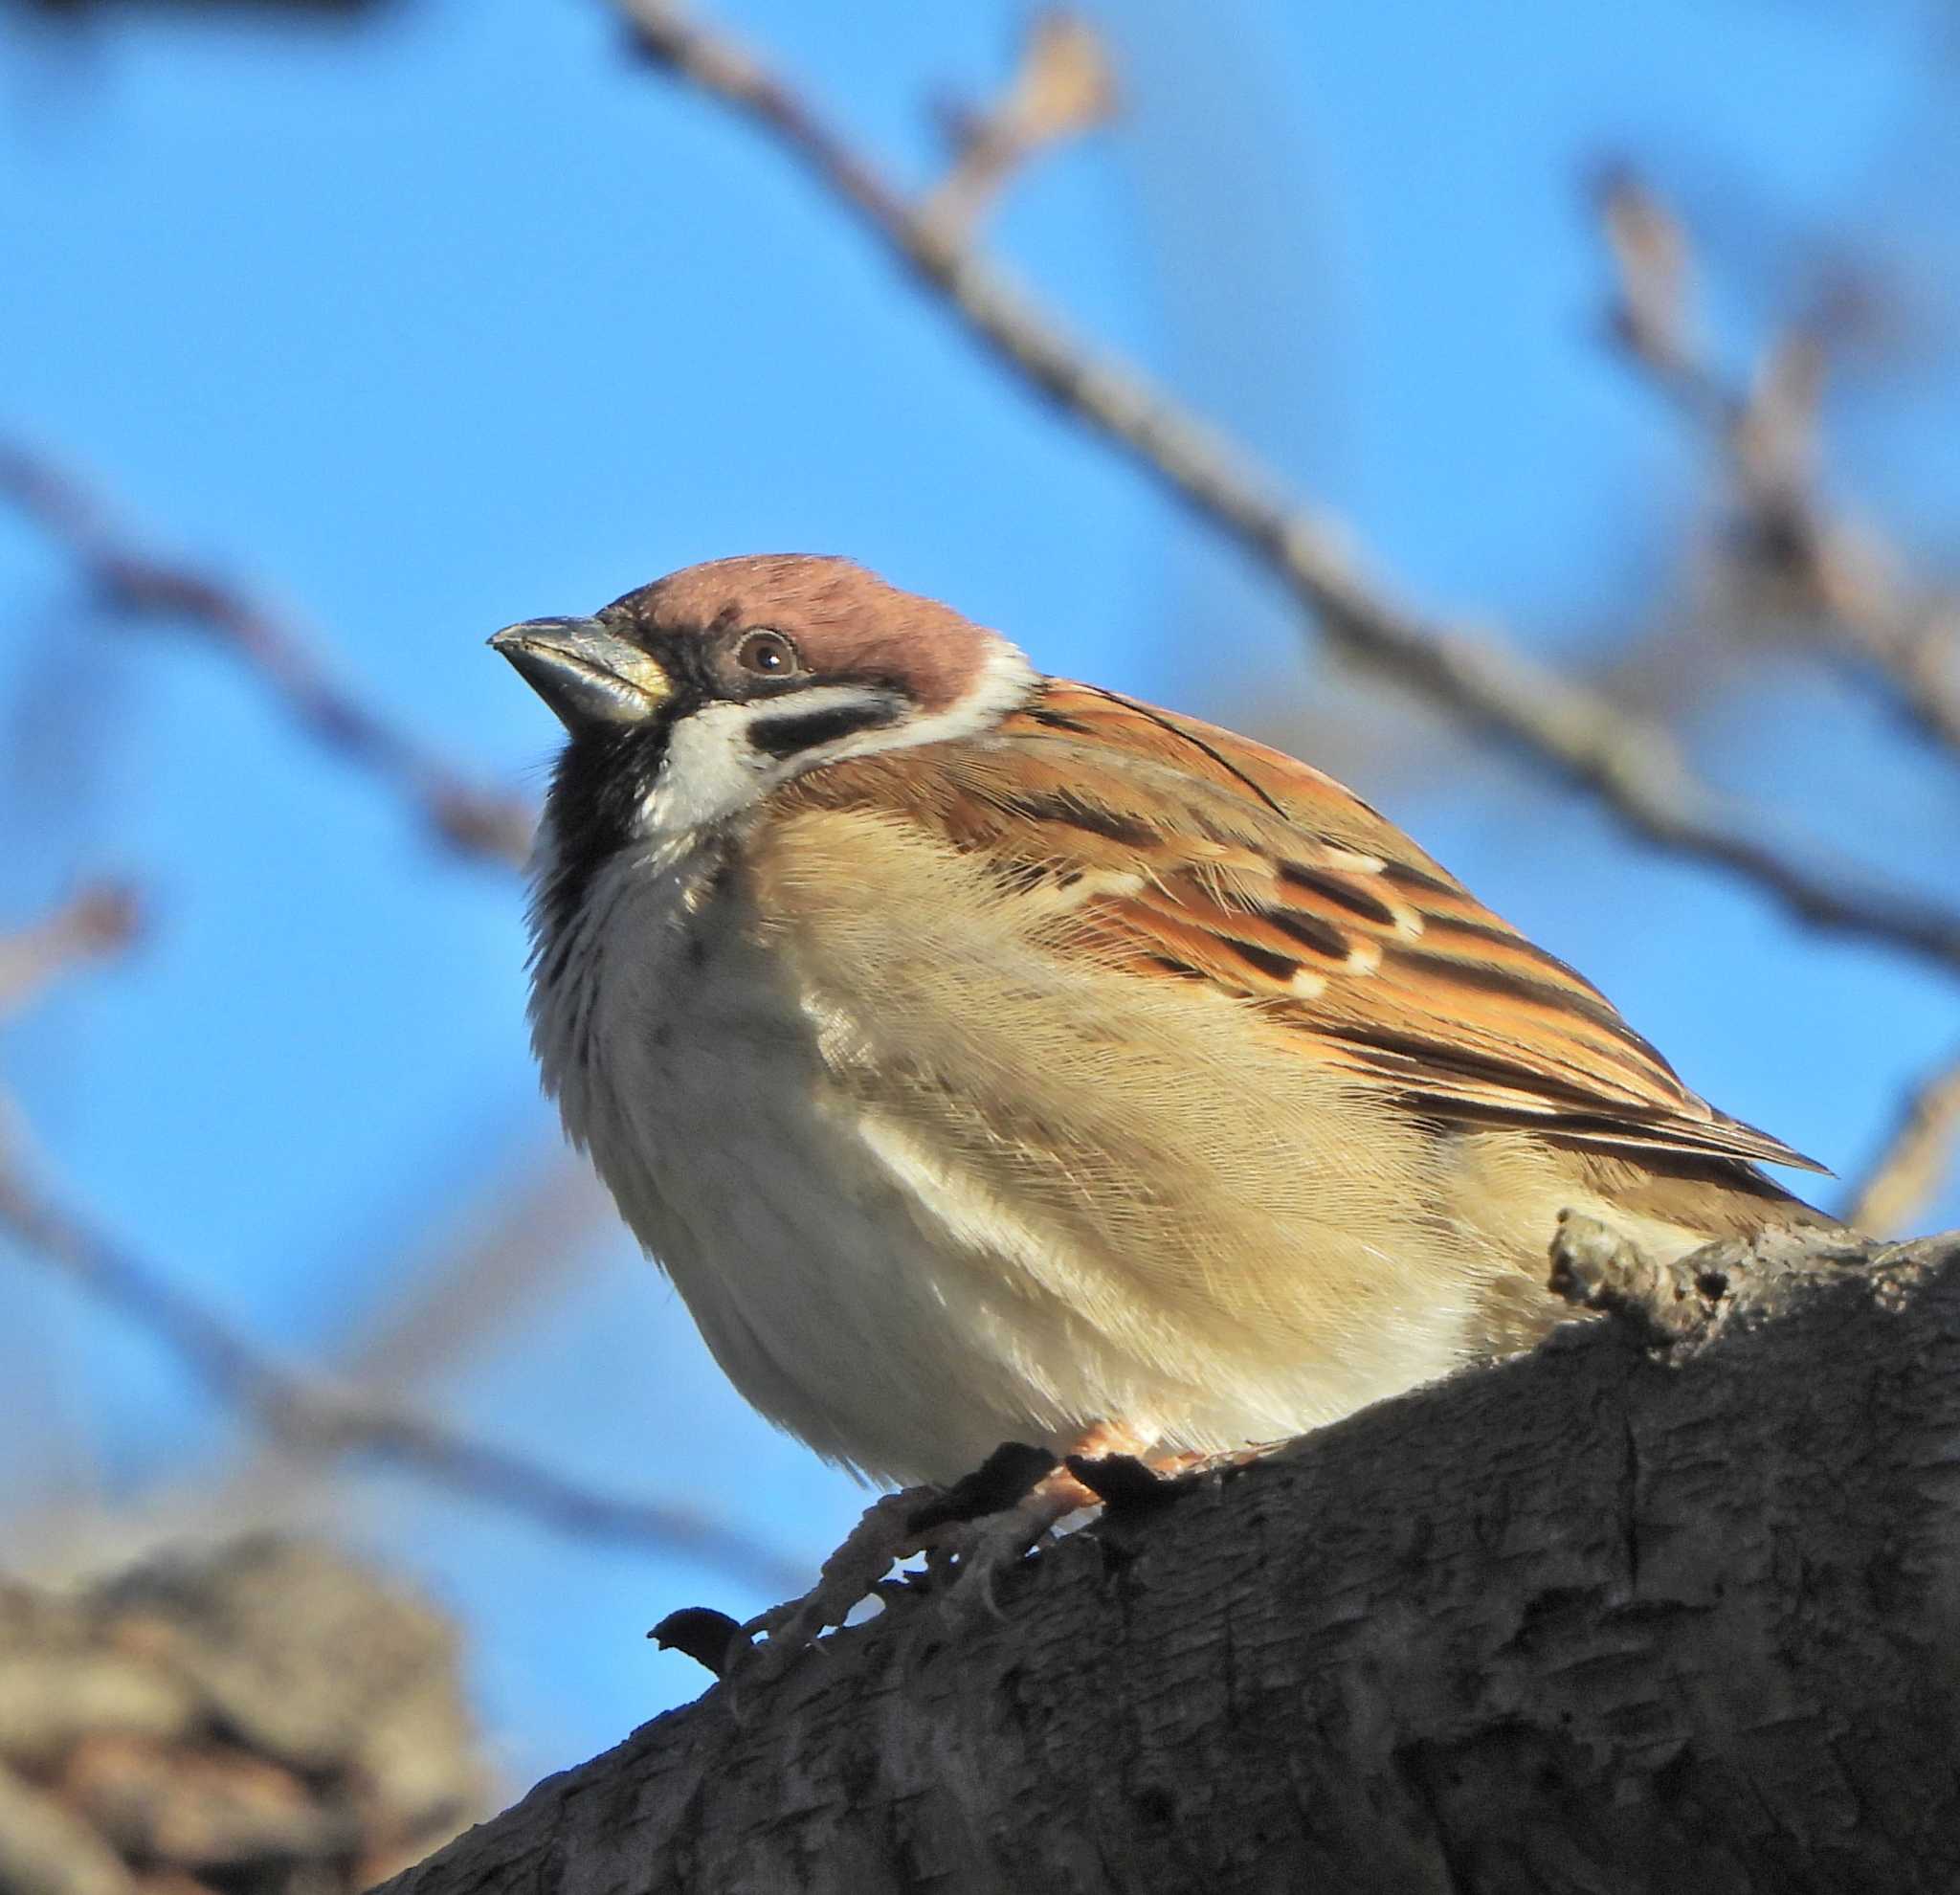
[207,1150,616,1529]
[0,1128,806,1594]
[922,10,1116,238]
[0,443,535,867]
[608,1,1960,982]
[1601,174,1960,1244]
[0,883,143,1022]
[1845,1045,1960,1235]
[1595,167,1960,761]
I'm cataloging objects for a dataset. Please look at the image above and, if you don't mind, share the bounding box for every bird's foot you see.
[913,1424,1166,1633]
[920,1466,1101,1633]
[732,1487,932,1681]
[728,1441,1062,1686]
[723,1431,1225,1690]
[1067,1441,1268,1498]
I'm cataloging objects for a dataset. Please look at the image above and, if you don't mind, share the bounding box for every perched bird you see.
[494,555,1841,1617]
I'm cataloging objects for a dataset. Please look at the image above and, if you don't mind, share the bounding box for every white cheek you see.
[635,643,1039,838]
[643,702,773,834]
[637,683,911,835]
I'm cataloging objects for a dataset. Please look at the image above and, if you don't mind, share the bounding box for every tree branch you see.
[1594,168,1960,764]
[0,882,143,1022]
[919,11,1117,238]
[379,1225,1960,1894]
[1846,1044,1960,1235]
[608,0,1960,983]
[0,442,534,867]
[0,1126,804,1593]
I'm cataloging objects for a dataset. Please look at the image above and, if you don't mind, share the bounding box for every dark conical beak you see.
[488,617,674,731]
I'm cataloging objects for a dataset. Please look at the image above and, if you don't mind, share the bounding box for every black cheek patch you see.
[747,696,903,760]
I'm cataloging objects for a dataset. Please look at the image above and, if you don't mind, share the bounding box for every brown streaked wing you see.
[778,678,1825,1173]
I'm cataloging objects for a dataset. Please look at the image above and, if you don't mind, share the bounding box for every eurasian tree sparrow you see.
[494,556,1843,1622]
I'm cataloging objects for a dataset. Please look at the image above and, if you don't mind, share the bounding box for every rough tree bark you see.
[379,1226,1960,1895]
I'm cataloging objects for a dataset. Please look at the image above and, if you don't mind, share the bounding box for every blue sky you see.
[3,0,1957,1787]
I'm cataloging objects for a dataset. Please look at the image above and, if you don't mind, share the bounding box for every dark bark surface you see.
[380,1231,1960,1895]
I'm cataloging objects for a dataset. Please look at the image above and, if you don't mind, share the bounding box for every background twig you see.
[0,442,535,866]
[0,1127,804,1593]
[1846,1047,1960,1236]
[612,0,1960,984]
[0,883,143,1022]
[1595,167,1960,762]
[920,10,1116,238]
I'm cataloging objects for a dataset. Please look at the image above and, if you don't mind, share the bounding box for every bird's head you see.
[492,554,1036,845]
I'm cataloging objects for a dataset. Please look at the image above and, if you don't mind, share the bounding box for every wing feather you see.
[772,678,1824,1174]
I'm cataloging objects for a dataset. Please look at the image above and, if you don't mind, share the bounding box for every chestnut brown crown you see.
[600,554,1010,717]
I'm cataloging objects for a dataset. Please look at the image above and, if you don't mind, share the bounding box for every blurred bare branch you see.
[922,11,1117,237]
[323,1152,616,1393]
[209,1150,616,1528]
[1595,168,1960,760]
[0,442,535,867]
[0,883,142,1023]
[611,0,1960,984]
[1845,1046,1960,1236]
[0,1126,805,1593]
[1598,170,1700,393]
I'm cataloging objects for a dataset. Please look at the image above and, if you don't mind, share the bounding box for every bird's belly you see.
[552,941,1117,1483]
[537,850,1500,1486]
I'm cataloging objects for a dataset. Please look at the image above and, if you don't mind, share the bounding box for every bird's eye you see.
[732,629,802,679]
